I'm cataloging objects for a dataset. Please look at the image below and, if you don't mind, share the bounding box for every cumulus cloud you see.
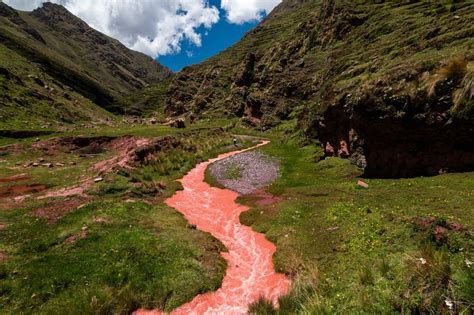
[2,0,46,11]
[3,0,282,57]
[221,0,281,24]
[3,0,220,57]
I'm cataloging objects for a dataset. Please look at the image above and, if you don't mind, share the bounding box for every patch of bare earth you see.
[0,184,47,198]
[0,174,29,183]
[249,190,283,206]
[0,175,39,210]
[64,230,88,244]
[4,136,177,223]
[0,250,8,262]
[37,137,150,199]
[31,197,90,224]
[92,217,110,224]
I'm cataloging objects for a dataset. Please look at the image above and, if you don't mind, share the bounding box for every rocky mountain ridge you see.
[0,2,171,127]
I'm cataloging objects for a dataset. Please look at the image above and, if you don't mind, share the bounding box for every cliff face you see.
[162,0,474,178]
[0,2,171,124]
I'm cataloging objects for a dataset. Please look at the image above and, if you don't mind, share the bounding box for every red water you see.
[136,142,290,315]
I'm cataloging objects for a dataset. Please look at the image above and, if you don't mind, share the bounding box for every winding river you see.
[137,141,290,314]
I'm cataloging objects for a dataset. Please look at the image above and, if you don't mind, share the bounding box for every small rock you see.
[94,177,103,183]
[357,180,369,189]
[55,163,65,167]
[32,163,39,167]
[35,138,40,142]
[38,158,45,163]
[42,163,53,168]
[418,258,427,265]
[81,225,88,231]
[69,161,77,166]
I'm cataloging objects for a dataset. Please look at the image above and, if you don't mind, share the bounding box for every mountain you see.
[157,0,474,178]
[0,2,171,128]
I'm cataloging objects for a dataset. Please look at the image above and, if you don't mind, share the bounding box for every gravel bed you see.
[209,151,279,194]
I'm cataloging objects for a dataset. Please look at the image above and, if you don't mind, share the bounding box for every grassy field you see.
[1,122,473,314]
[236,134,473,314]
[0,125,253,314]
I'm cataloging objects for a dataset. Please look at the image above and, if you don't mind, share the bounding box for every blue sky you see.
[158,1,260,72]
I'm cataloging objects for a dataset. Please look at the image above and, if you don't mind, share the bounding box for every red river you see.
[136,141,290,314]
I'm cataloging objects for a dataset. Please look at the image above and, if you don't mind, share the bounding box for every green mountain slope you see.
[0,2,171,129]
[157,0,473,177]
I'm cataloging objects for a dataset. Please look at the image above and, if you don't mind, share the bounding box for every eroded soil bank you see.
[136,141,290,314]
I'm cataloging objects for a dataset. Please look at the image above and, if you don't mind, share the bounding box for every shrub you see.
[422,55,468,97]
[453,62,474,110]
[248,297,276,315]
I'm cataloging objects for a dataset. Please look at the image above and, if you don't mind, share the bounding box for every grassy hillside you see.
[163,0,473,121]
[158,0,474,178]
[0,2,171,129]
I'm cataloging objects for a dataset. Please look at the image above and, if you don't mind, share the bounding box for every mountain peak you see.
[30,2,88,29]
[0,2,18,18]
[35,2,70,13]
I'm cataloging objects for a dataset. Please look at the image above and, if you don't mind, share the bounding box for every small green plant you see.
[224,164,243,180]
[248,297,276,315]
[358,265,375,286]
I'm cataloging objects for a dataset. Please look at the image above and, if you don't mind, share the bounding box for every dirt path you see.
[135,141,290,315]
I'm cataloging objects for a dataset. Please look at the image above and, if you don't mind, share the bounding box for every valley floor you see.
[0,121,472,314]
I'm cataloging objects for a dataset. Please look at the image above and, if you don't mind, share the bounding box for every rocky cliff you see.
[162,0,474,177]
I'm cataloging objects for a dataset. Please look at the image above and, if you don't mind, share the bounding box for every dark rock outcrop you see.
[318,104,474,178]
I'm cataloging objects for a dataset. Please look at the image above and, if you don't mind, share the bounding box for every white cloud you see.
[220,0,281,24]
[3,0,220,57]
[3,0,282,57]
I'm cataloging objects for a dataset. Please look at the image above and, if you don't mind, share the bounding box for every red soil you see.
[94,137,151,174]
[40,137,151,199]
[0,174,29,183]
[135,142,290,315]
[0,250,8,262]
[251,190,283,206]
[32,198,90,224]
[0,184,46,198]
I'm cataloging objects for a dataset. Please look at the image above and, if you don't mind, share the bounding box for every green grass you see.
[0,200,226,313]
[235,137,473,314]
[1,122,473,313]
[0,127,256,314]
[224,164,243,180]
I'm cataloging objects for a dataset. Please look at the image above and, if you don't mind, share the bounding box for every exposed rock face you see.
[318,104,474,178]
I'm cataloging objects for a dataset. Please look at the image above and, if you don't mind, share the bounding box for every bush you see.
[423,55,467,97]
[248,297,276,315]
